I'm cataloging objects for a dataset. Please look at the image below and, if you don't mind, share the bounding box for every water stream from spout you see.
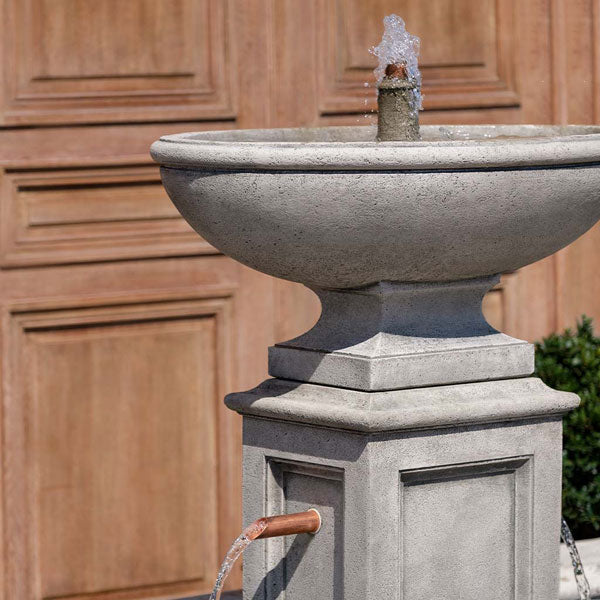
[209,519,268,600]
[370,14,422,112]
[561,516,592,600]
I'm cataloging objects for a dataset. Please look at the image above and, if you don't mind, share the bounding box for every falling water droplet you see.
[370,14,423,114]
[561,517,592,600]
[209,519,268,600]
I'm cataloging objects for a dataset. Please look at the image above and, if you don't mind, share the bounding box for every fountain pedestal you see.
[229,337,577,600]
[268,276,533,390]
[226,277,577,600]
[151,124,600,600]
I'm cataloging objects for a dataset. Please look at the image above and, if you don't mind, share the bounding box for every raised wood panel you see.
[318,0,519,115]
[0,166,214,267]
[556,222,600,330]
[0,122,236,171]
[0,253,276,599]
[5,297,235,599]
[32,1,200,80]
[551,0,600,332]
[2,0,235,125]
[345,1,490,69]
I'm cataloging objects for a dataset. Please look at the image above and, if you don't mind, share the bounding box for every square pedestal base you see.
[235,379,576,600]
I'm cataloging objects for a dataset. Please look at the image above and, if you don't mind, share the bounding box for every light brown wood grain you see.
[1,167,212,267]
[1,0,234,125]
[0,256,267,599]
[318,0,519,116]
[32,315,219,597]
[550,0,600,332]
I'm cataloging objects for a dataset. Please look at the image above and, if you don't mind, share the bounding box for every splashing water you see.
[561,517,592,600]
[369,14,422,111]
[209,519,268,600]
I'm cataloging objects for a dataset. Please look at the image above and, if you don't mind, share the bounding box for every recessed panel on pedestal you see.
[266,460,345,600]
[400,458,532,600]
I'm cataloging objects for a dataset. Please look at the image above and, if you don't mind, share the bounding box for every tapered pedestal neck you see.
[269,275,533,391]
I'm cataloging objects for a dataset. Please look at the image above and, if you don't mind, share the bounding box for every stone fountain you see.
[152,16,600,600]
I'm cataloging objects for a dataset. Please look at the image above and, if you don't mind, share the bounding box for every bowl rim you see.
[151,124,600,171]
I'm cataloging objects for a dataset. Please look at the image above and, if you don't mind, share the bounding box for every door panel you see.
[28,308,221,598]
[2,0,234,125]
[0,255,272,599]
[1,166,211,267]
[319,0,519,115]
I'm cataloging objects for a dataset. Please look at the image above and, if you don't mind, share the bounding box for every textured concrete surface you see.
[376,76,420,141]
[152,125,600,289]
[268,277,534,390]
[242,410,570,600]
[180,539,600,600]
[226,377,579,432]
[153,123,594,600]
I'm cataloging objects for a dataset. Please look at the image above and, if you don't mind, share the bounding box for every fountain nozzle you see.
[377,62,421,141]
[385,62,408,79]
[253,508,321,539]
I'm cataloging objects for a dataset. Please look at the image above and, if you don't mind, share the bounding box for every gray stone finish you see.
[235,377,577,600]
[268,276,533,390]
[152,125,600,289]
[242,409,568,600]
[226,377,579,432]
[151,123,598,600]
[376,76,420,141]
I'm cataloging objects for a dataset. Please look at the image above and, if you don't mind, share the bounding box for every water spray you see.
[370,14,422,141]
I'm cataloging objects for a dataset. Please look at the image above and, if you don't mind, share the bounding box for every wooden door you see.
[0,2,274,598]
[0,2,598,599]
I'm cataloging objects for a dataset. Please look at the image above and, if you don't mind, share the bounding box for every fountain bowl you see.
[151,125,600,289]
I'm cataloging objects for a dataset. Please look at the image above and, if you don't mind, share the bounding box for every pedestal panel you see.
[238,382,571,600]
[401,458,531,600]
[264,461,344,600]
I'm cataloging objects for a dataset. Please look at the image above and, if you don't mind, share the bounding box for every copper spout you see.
[253,508,321,539]
[385,62,408,79]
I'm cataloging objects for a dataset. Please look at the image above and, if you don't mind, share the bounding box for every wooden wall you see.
[0,1,598,599]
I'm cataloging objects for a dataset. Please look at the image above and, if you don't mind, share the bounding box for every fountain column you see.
[227,277,578,600]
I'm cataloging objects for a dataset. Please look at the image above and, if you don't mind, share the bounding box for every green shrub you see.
[535,316,600,539]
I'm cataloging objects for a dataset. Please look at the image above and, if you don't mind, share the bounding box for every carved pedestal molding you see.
[228,297,578,600]
[227,269,579,600]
